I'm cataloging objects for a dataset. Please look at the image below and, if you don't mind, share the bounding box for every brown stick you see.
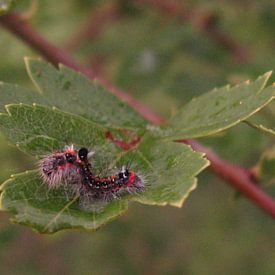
[0,12,274,218]
[136,0,249,63]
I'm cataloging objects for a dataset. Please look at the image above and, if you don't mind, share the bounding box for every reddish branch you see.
[0,14,97,78]
[0,12,163,124]
[0,12,274,218]
[135,0,249,63]
[65,3,121,52]
[182,139,275,218]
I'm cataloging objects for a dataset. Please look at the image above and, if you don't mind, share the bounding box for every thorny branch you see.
[0,12,274,218]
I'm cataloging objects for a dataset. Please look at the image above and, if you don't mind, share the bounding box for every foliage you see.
[0,0,275,272]
[166,73,275,139]
[0,60,210,232]
[0,58,274,232]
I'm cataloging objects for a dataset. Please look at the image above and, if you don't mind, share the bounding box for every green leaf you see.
[24,58,148,129]
[0,171,129,233]
[163,73,275,139]
[0,103,119,159]
[117,135,209,207]
[0,102,208,233]
[0,82,48,113]
[0,136,208,233]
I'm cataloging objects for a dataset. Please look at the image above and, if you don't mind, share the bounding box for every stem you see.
[0,12,164,124]
[0,12,274,218]
[182,139,275,217]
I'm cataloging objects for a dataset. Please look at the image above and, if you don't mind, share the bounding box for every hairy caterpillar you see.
[39,145,144,203]
[77,147,144,201]
[38,145,81,188]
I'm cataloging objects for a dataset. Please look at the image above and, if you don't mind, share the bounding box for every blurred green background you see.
[0,0,275,274]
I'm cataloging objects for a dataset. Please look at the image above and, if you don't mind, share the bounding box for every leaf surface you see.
[0,103,119,160]
[0,82,49,112]
[118,135,209,207]
[0,103,208,233]
[0,136,208,233]
[25,58,148,129]
[0,171,129,233]
[164,73,275,139]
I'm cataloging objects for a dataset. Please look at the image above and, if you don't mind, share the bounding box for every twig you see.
[0,12,274,218]
[135,0,249,63]
[0,12,164,124]
[182,139,275,217]
[0,13,97,78]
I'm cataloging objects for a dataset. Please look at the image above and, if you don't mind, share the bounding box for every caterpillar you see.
[38,145,82,188]
[39,145,145,203]
[77,147,144,202]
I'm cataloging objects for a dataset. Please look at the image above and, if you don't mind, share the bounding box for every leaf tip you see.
[259,71,273,85]
[171,179,198,208]
[265,70,273,77]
